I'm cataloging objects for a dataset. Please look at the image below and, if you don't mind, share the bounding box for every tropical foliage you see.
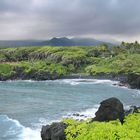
[64,112,140,140]
[0,41,140,79]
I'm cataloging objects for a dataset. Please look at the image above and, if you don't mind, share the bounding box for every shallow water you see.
[0,79,140,140]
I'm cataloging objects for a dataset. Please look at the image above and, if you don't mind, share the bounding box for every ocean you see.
[0,79,140,140]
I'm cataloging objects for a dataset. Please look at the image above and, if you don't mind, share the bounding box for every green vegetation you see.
[0,41,140,80]
[85,54,140,75]
[16,61,68,76]
[0,43,140,139]
[0,64,15,78]
[64,112,140,140]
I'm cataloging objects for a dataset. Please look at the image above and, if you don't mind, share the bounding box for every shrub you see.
[64,113,140,140]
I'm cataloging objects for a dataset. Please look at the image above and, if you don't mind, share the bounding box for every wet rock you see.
[125,106,140,116]
[126,74,140,89]
[118,83,126,87]
[93,97,124,123]
[41,122,67,140]
[80,114,86,117]
[73,113,80,116]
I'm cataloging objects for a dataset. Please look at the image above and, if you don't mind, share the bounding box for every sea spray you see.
[0,115,41,140]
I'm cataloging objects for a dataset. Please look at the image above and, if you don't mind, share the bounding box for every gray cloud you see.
[0,0,140,41]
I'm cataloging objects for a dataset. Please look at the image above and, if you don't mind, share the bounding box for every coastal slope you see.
[0,41,140,88]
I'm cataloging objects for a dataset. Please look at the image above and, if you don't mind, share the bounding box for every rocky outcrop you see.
[41,98,140,140]
[1,70,140,89]
[93,73,140,89]
[125,106,140,116]
[93,97,125,123]
[41,122,67,140]
[92,73,140,89]
[124,74,140,89]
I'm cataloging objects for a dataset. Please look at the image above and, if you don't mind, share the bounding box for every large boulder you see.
[41,122,67,140]
[93,97,124,123]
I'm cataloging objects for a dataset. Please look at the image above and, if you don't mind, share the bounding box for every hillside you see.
[0,37,115,48]
[44,37,114,47]
[0,41,140,88]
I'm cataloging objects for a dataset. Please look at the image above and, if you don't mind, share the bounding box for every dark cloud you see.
[0,0,140,41]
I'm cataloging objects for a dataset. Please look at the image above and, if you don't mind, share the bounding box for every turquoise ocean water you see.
[0,79,140,140]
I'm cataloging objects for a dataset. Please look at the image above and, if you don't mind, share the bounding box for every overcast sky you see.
[0,0,140,42]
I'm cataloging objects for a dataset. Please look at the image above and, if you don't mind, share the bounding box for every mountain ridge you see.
[0,37,116,48]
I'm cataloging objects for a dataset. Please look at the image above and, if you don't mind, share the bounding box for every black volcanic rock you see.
[93,97,124,123]
[40,97,140,140]
[126,74,140,89]
[41,122,67,140]
[125,106,140,116]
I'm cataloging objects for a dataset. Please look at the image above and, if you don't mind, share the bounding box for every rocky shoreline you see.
[41,97,140,140]
[1,72,139,89]
[61,73,140,89]
[0,72,139,139]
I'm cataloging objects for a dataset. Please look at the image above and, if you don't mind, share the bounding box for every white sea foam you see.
[1,78,119,86]
[136,90,140,95]
[63,105,99,120]
[31,106,99,130]
[131,89,140,98]
[0,115,41,140]
[93,79,118,84]
[31,117,61,129]
[19,127,41,140]
[5,80,36,83]
[60,79,119,86]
